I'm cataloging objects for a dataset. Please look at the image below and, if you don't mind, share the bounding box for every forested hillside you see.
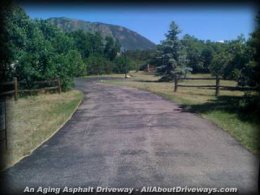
[47,17,156,51]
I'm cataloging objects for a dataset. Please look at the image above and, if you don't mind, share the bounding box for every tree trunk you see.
[174,76,178,92]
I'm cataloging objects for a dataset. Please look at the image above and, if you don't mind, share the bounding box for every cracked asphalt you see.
[1,78,258,194]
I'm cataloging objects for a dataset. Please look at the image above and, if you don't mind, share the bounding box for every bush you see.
[113,55,131,74]
[86,54,114,75]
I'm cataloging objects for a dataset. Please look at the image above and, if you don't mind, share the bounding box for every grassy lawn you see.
[1,90,83,170]
[98,71,259,155]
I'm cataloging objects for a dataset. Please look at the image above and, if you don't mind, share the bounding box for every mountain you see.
[46,17,156,51]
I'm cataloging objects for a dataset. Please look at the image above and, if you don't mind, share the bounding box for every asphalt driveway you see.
[1,78,258,194]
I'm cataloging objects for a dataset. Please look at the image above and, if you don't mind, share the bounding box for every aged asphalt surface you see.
[1,78,258,194]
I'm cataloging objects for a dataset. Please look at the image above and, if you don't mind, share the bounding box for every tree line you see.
[135,21,258,89]
[123,18,259,114]
[123,18,259,90]
[1,5,132,90]
[146,19,259,115]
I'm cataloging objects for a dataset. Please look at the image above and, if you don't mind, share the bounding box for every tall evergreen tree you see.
[156,21,186,81]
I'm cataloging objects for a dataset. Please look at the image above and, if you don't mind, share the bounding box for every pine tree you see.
[156,21,185,81]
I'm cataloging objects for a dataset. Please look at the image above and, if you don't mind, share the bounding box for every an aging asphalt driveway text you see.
[1,78,258,194]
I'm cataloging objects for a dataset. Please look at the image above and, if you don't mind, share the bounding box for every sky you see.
[21,4,257,44]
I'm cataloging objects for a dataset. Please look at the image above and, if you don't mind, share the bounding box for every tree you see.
[125,49,156,72]
[113,55,131,74]
[156,21,186,81]
[3,4,31,80]
[104,37,120,61]
[85,54,114,75]
[200,46,214,73]
[222,35,252,81]
[69,30,92,59]
[51,50,84,90]
[209,50,231,79]
[3,5,87,90]
[181,35,202,73]
[246,13,260,89]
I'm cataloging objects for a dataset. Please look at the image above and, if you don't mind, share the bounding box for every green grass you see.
[96,71,259,155]
[1,90,83,170]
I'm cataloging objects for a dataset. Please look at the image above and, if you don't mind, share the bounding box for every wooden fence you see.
[174,76,255,96]
[0,78,61,101]
[0,77,18,101]
[0,78,61,149]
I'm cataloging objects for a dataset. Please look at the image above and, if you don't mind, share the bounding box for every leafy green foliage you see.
[207,35,255,87]
[3,5,124,90]
[247,13,260,89]
[124,49,156,71]
[68,30,104,59]
[180,35,223,73]
[0,1,13,81]
[3,6,87,90]
[209,51,231,77]
[86,54,114,75]
[104,37,121,61]
[113,55,131,74]
[181,35,205,73]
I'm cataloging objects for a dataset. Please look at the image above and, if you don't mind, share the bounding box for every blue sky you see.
[22,4,256,44]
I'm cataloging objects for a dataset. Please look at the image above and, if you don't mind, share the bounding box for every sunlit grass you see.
[1,90,83,170]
